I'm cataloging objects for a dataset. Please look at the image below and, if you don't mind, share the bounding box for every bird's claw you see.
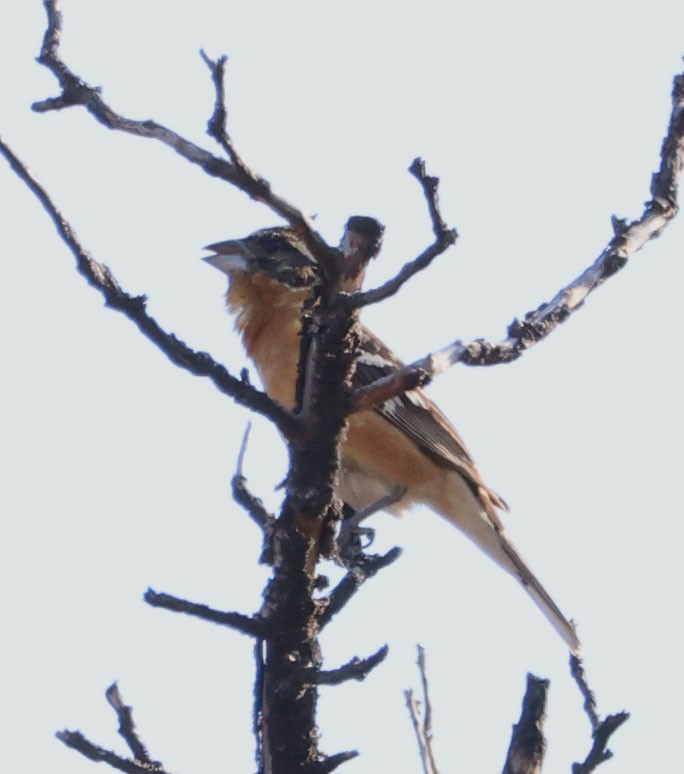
[336,485,406,563]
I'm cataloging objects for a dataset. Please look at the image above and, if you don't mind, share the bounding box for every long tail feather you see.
[495,528,581,654]
[436,472,581,654]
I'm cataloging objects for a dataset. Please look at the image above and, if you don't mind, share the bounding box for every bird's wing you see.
[354,325,508,512]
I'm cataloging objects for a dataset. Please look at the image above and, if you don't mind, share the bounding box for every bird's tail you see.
[434,471,581,655]
[492,524,581,655]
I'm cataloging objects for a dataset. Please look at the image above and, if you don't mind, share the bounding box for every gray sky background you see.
[2,2,683,772]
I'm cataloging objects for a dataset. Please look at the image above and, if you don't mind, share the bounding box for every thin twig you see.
[416,646,432,735]
[0,136,299,438]
[231,423,275,563]
[105,683,156,765]
[317,548,402,628]
[315,645,388,685]
[231,423,275,531]
[56,730,169,774]
[570,655,600,731]
[144,588,264,637]
[404,645,440,774]
[351,158,458,308]
[352,367,431,413]
[200,50,260,184]
[33,0,339,271]
[348,70,684,412]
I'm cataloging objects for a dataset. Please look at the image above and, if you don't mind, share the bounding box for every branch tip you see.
[304,750,359,774]
[317,644,388,685]
[144,588,264,637]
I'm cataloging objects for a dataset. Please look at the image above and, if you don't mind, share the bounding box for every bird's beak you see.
[202,240,251,275]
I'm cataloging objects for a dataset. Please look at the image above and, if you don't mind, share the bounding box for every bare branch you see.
[348,68,684,413]
[105,683,156,765]
[405,645,440,774]
[568,655,630,773]
[411,157,452,238]
[651,70,684,208]
[231,423,276,563]
[33,0,341,273]
[501,674,548,774]
[58,683,169,772]
[315,645,388,685]
[415,646,433,736]
[572,712,630,774]
[350,158,458,308]
[570,655,600,731]
[56,730,169,774]
[303,750,360,774]
[144,588,264,637]
[0,136,299,438]
[231,424,275,531]
[200,50,262,184]
[317,548,402,628]
[17,7,663,772]
[33,3,264,208]
[235,421,252,475]
[351,367,431,413]
[252,639,266,773]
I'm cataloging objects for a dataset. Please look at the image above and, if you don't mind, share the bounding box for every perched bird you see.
[203,226,581,654]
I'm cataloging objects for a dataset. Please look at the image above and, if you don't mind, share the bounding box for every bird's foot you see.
[337,486,406,563]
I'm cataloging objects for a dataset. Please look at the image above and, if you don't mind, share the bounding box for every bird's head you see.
[203,217,384,294]
[202,227,319,291]
[202,227,323,363]
[202,219,384,353]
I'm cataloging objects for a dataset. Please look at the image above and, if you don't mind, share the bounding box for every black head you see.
[203,227,318,289]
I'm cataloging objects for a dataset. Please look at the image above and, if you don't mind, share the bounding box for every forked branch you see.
[570,656,630,773]
[350,159,458,308]
[57,685,169,774]
[350,69,684,413]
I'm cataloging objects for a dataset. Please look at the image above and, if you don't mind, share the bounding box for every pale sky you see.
[2,2,684,773]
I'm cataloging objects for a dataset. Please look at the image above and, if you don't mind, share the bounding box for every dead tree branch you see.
[569,656,630,773]
[200,51,259,185]
[0,125,388,772]
[315,646,388,685]
[351,158,458,308]
[349,69,684,413]
[317,548,403,628]
[0,136,299,438]
[57,685,169,774]
[57,732,164,774]
[33,1,460,297]
[33,0,341,271]
[5,3,676,772]
[105,683,156,765]
[572,712,630,774]
[144,588,264,637]
[570,655,601,731]
[405,645,440,774]
[502,674,548,774]
[231,423,276,563]
[303,750,360,774]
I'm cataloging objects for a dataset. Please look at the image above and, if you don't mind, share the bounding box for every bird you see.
[203,225,581,654]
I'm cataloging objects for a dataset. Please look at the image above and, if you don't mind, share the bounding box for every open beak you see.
[202,240,250,275]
